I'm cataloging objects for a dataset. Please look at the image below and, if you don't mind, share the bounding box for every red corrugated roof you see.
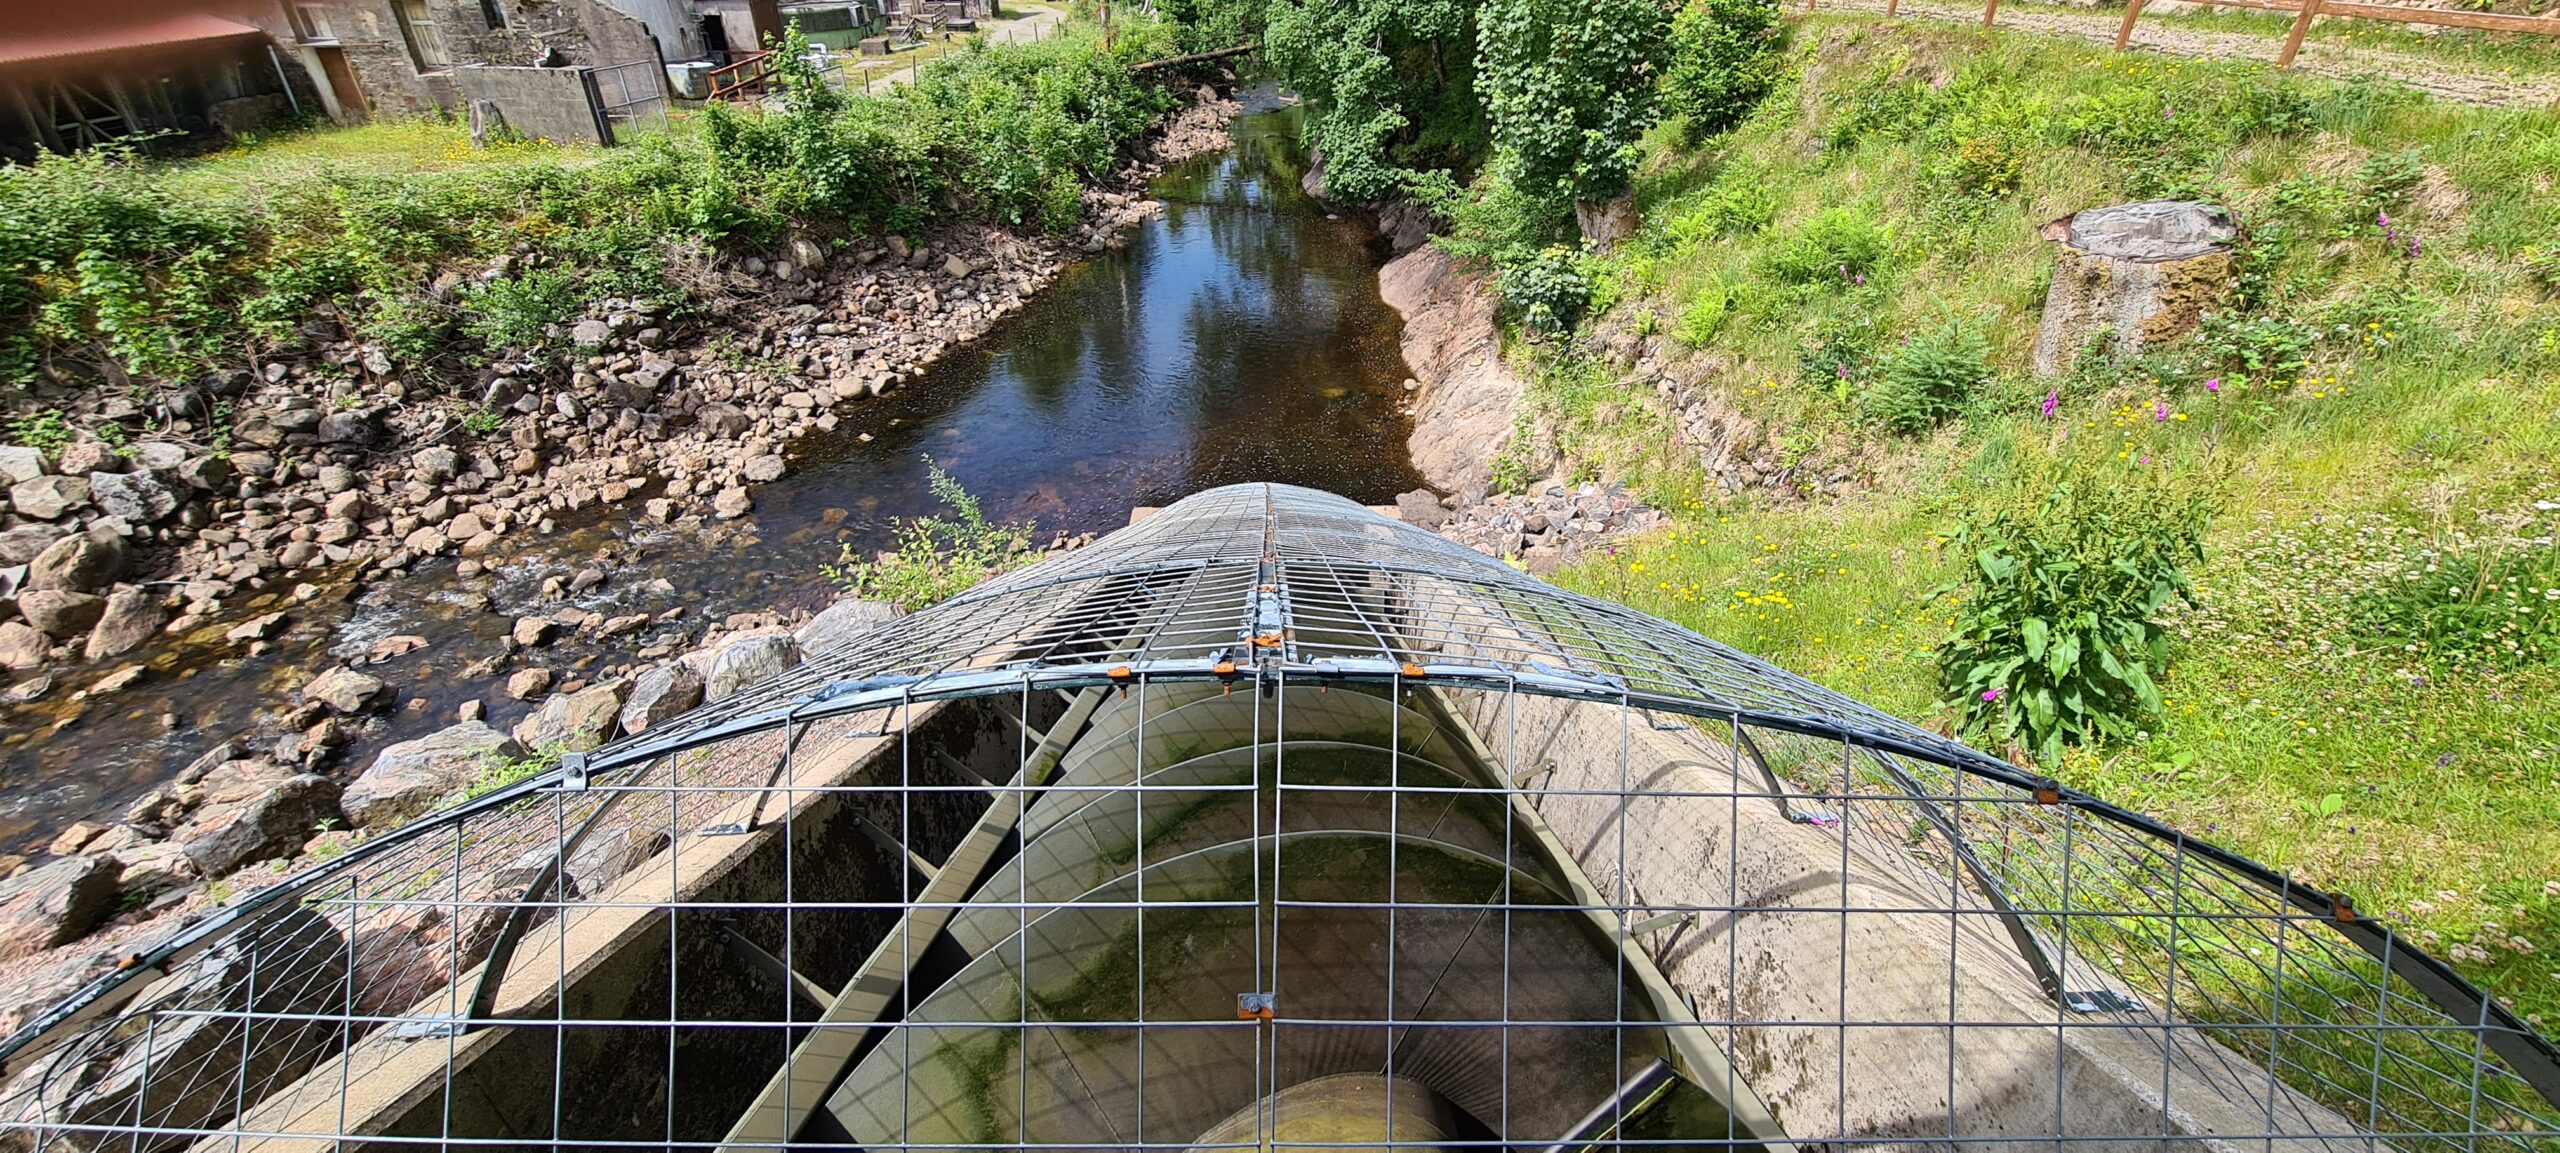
[0,10,265,70]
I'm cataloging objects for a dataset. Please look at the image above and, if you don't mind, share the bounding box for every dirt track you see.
[1818,0,2560,110]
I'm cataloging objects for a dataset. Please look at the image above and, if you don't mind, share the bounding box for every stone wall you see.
[453,64,609,146]
[270,0,666,119]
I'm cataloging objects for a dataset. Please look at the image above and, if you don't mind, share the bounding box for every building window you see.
[479,0,506,30]
[288,2,336,42]
[393,0,452,70]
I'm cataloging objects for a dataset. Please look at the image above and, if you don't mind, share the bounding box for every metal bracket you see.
[392,1012,469,1040]
[717,921,831,1014]
[2065,989,2146,1015]
[559,752,588,792]
[1235,992,1275,1020]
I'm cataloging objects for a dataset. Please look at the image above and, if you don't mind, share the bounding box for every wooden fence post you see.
[1982,0,2000,28]
[2113,0,2146,49]
[2277,0,2321,67]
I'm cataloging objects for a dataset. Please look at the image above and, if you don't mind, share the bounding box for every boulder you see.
[794,597,902,657]
[48,906,348,1147]
[412,446,460,483]
[125,441,188,470]
[695,403,750,439]
[315,409,376,446]
[0,855,121,962]
[505,667,554,699]
[511,616,558,646]
[9,474,90,520]
[55,440,116,475]
[2031,200,2240,376]
[1393,488,1450,531]
[742,454,788,483]
[0,445,46,485]
[0,523,65,566]
[707,634,800,701]
[176,454,234,491]
[81,585,166,660]
[112,841,198,896]
[513,679,627,752]
[303,665,388,714]
[617,662,704,735]
[0,621,46,670]
[175,766,343,877]
[27,529,131,592]
[712,485,752,519]
[88,467,185,523]
[19,588,105,639]
[572,318,614,348]
[343,721,517,829]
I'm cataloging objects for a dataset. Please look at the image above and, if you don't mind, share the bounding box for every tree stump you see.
[2030,200,2239,376]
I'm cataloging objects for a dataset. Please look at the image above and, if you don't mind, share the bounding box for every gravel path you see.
[1817,0,2560,110]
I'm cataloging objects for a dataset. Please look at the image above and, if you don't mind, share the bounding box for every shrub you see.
[2192,311,2318,385]
[1762,206,1890,285]
[460,264,583,352]
[1864,318,1991,433]
[2354,148,2424,218]
[1674,282,1730,348]
[1946,134,2024,198]
[1938,445,2219,765]
[825,460,1036,611]
[1439,149,1579,268]
[1662,0,1785,142]
[1662,169,1776,247]
[1797,310,1881,393]
[1494,244,1593,333]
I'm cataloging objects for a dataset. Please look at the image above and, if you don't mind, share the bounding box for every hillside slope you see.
[1529,15,2559,1022]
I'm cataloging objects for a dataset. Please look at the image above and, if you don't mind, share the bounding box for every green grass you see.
[1531,15,2560,1026]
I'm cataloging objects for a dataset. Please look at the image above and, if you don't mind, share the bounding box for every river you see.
[0,93,1423,852]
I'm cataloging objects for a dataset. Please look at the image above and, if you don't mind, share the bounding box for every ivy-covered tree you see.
[1475,0,1673,243]
[1262,0,1486,205]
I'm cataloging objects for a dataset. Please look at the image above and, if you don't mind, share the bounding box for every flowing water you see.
[0,95,1423,851]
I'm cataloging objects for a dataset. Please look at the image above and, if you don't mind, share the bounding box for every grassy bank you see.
[1518,16,2558,1022]
[0,17,1182,396]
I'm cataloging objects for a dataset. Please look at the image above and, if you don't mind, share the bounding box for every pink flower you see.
[1980,687,2003,703]
[2154,400,2170,422]
[2041,389,2059,417]
[2205,377,2221,393]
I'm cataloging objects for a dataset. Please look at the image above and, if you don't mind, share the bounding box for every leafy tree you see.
[1663,0,1784,142]
[1475,0,1672,231]
[1262,0,1486,204]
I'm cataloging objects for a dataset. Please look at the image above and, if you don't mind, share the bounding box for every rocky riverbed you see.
[0,87,1244,1017]
[0,86,1238,703]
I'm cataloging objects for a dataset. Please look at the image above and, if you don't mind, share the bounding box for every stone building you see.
[0,2,323,161]
[1,1,683,155]
[244,0,674,120]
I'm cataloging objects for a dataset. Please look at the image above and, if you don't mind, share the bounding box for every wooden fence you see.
[1850,0,2560,71]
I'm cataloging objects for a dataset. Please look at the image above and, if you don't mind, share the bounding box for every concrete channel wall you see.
[1438,688,2366,1151]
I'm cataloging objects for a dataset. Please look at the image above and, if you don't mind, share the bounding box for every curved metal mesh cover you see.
[0,482,2550,1153]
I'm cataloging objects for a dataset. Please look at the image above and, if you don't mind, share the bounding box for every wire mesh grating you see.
[0,482,2550,1151]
